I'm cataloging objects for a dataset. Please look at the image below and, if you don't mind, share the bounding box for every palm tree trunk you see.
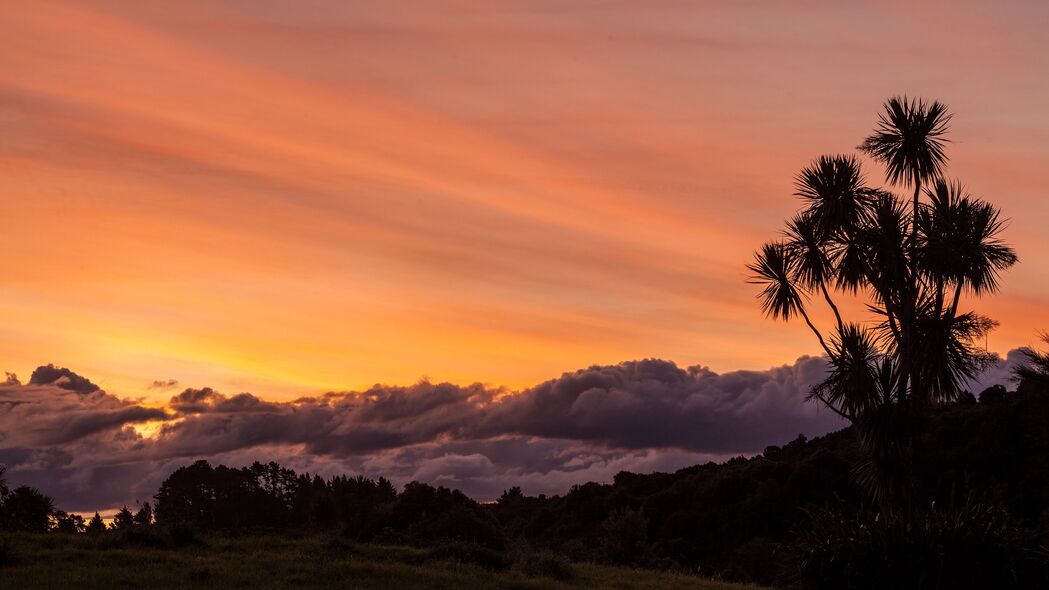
[935,276,944,318]
[907,178,921,405]
[949,282,963,319]
[820,282,844,333]
[799,305,833,360]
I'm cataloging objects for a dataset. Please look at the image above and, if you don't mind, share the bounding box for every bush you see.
[724,537,778,585]
[404,504,506,550]
[512,549,574,580]
[162,523,204,548]
[786,500,1049,589]
[87,524,203,550]
[372,527,409,547]
[598,507,651,566]
[0,536,15,567]
[120,527,167,548]
[979,385,1007,404]
[425,542,509,570]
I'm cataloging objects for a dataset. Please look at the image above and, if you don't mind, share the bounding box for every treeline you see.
[3,383,1049,586]
[0,471,153,536]
[153,461,503,549]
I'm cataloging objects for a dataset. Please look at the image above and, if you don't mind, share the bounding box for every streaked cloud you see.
[2,1,1047,396]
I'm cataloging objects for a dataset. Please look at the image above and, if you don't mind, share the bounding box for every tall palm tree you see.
[748,97,1016,513]
[859,97,952,406]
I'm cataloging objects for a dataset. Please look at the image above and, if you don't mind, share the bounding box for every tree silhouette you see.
[51,510,86,533]
[111,505,135,530]
[1013,334,1049,393]
[748,97,1017,511]
[133,501,153,526]
[86,512,106,533]
[1,486,55,532]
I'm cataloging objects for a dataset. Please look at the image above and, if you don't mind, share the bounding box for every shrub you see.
[979,384,1008,404]
[425,541,509,570]
[372,527,409,547]
[786,500,1049,589]
[512,549,574,580]
[724,537,778,585]
[598,507,651,566]
[403,503,506,550]
[162,523,205,548]
[0,536,15,567]
[121,527,167,548]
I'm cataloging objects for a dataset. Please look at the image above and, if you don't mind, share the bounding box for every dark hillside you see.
[492,388,1049,583]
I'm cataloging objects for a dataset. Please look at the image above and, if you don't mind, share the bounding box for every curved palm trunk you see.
[820,282,844,333]
[799,305,833,360]
[797,306,852,422]
[906,178,921,406]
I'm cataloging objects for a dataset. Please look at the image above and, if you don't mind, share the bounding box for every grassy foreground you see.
[0,533,764,590]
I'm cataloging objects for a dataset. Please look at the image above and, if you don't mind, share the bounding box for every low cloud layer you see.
[0,354,1023,513]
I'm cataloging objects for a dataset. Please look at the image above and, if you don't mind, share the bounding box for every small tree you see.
[133,502,153,526]
[51,511,86,534]
[86,512,106,534]
[749,97,1017,510]
[598,507,651,565]
[110,506,134,531]
[2,486,55,532]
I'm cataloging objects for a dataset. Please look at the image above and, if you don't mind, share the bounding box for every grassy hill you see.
[0,532,764,590]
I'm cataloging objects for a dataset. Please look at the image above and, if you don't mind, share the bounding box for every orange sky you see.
[2,0,1048,401]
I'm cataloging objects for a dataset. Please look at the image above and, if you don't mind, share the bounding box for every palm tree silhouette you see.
[748,97,1017,511]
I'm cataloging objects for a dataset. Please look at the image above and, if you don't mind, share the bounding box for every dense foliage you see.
[153,460,504,550]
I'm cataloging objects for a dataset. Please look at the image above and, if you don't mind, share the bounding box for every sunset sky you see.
[3,0,1049,402]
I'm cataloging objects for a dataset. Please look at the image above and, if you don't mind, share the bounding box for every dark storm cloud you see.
[482,357,838,452]
[0,383,165,447]
[0,354,1022,513]
[28,364,100,394]
[152,357,838,456]
[168,387,279,414]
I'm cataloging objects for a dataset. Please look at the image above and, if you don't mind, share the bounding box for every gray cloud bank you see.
[0,353,1023,513]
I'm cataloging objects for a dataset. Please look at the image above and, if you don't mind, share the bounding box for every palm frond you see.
[784,212,833,289]
[859,96,951,187]
[918,180,1018,296]
[809,324,885,418]
[747,242,805,321]
[912,306,999,403]
[1012,333,1049,390]
[857,191,911,299]
[794,155,870,235]
[852,403,918,510]
[961,198,1018,294]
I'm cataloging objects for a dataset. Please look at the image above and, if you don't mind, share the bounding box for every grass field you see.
[0,533,763,590]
